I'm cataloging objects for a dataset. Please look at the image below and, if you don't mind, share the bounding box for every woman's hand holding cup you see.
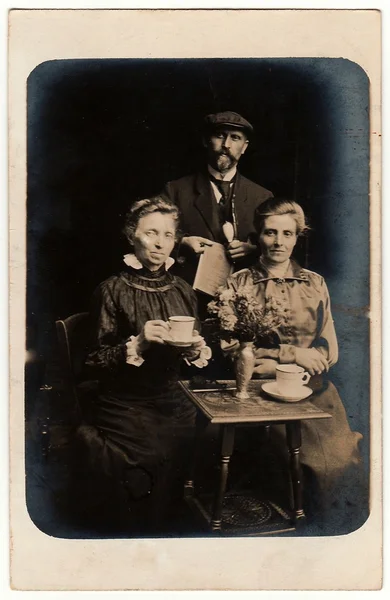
[137,319,172,351]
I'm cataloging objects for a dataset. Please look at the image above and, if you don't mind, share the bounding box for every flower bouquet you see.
[207,285,289,399]
[207,285,288,345]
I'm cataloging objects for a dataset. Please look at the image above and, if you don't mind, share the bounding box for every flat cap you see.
[204,111,253,135]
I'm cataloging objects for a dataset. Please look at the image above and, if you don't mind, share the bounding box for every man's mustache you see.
[216,150,233,159]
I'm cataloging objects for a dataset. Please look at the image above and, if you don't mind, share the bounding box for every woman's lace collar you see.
[123,253,175,271]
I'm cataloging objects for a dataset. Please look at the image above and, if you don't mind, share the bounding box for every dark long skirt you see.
[69,386,197,535]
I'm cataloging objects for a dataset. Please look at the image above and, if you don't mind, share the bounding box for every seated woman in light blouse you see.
[220,197,367,534]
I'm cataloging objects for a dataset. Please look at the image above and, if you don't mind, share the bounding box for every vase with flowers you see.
[207,284,288,399]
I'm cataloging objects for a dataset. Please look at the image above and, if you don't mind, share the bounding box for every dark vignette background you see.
[26,58,370,536]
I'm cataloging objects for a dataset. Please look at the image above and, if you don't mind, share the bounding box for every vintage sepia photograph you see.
[25,56,371,540]
[9,8,382,591]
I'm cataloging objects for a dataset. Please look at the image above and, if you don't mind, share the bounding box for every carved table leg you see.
[184,410,208,498]
[211,424,235,531]
[286,420,305,523]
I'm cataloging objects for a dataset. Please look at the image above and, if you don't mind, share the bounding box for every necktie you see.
[216,180,231,205]
[209,174,236,229]
[209,175,233,206]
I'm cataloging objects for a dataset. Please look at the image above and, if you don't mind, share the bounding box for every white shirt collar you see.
[123,253,175,270]
[207,164,237,182]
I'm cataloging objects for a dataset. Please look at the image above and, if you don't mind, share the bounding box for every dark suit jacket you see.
[163,170,273,285]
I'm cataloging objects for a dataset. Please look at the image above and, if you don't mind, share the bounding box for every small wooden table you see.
[179,379,331,534]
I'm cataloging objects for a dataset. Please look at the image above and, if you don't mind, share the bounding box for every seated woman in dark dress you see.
[75,196,211,534]
[219,198,368,535]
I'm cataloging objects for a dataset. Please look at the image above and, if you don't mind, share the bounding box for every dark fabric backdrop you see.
[27,57,370,469]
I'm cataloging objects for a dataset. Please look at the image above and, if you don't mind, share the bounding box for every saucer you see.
[166,335,202,348]
[261,381,313,402]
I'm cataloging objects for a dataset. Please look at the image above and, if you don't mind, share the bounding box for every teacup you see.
[275,364,311,396]
[168,316,195,342]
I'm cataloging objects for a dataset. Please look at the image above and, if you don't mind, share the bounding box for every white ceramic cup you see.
[275,364,311,396]
[168,316,195,342]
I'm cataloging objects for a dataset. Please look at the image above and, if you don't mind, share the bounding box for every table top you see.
[179,380,331,424]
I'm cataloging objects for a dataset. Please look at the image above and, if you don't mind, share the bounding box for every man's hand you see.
[226,240,257,260]
[181,236,214,255]
[295,347,329,376]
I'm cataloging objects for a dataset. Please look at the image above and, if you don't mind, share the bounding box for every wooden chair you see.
[55,313,155,529]
[55,312,97,423]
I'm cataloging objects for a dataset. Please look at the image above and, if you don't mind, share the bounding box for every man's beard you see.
[212,152,236,173]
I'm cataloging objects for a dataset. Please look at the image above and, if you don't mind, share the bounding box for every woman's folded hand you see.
[252,358,278,378]
[220,338,240,356]
[295,347,329,376]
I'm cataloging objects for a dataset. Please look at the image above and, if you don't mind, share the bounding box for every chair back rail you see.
[55,312,90,420]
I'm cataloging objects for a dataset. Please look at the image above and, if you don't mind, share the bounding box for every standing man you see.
[163,111,273,290]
